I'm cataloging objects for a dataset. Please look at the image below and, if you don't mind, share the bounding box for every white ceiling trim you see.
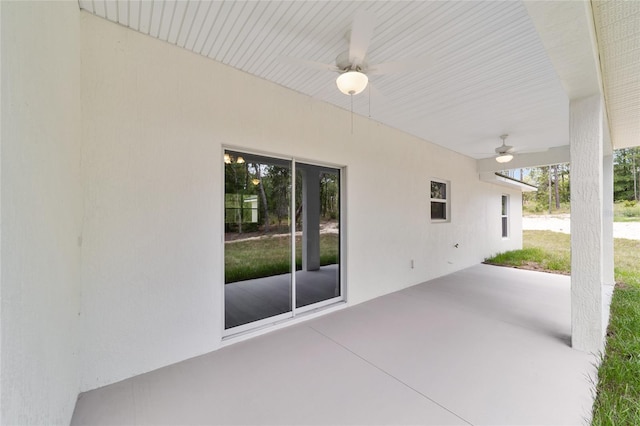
[592,0,640,150]
[479,172,538,192]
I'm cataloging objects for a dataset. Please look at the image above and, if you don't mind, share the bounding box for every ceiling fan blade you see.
[278,56,339,73]
[348,10,376,67]
[368,56,432,75]
[496,146,514,154]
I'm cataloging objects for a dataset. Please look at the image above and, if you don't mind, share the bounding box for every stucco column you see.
[302,168,321,271]
[570,94,605,353]
[602,154,615,329]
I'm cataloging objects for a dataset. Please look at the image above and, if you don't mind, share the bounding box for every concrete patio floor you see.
[71,264,598,425]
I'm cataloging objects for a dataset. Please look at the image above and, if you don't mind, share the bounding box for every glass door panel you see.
[295,163,340,309]
[224,151,292,329]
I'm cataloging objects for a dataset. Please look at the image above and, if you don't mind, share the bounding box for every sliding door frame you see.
[221,146,346,338]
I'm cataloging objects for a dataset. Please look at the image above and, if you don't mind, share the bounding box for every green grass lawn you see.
[592,283,640,424]
[225,233,339,283]
[614,201,640,222]
[521,200,640,222]
[614,216,640,223]
[522,201,571,215]
[485,230,571,273]
[485,230,640,424]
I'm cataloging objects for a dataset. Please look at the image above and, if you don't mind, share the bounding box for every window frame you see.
[430,178,450,223]
[501,194,509,238]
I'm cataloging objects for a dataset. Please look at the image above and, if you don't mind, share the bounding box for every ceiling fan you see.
[480,134,550,164]
[280,10,430,96]
[494,134,515,163]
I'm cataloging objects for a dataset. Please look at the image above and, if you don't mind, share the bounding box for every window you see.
[501,195,509,238]
[430,179,449,221]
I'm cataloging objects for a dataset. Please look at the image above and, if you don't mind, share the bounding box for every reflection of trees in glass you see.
[225,194,256,223]
[264,165,291,228]
[225,154,342,235]
[320,172,339,220]
[226,163,292,233]
[251,163,270,232]
[431,181,446,199]
[225,160,251,233]
[225,155,295,234]
[430,180,447,220]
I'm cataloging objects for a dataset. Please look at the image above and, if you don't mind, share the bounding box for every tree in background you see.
[517,147,639,215]
[520,163,570,213]
[614,147,640,201]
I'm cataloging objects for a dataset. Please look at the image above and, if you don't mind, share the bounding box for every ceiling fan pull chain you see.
[351,94,354,134]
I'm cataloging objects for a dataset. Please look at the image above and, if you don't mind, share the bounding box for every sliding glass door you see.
[295,163,341,309]
[223,150,342,333]
[224,151,292,329]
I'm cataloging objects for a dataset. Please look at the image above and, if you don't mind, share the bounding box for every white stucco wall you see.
[79,12,522,391]
[1,2,82,424]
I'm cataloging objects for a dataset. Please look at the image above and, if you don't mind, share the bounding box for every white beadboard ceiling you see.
[77,1,635,158]
[593,0,640,150]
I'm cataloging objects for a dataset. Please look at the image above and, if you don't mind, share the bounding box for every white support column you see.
[302,168,321,271]
[602,153,615,331]
[570,94,605,353]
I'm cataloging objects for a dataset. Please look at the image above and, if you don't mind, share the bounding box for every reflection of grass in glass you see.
[225,234,339,283]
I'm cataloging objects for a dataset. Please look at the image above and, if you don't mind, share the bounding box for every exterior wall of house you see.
[79,12,523,391]
[0,2,83,424]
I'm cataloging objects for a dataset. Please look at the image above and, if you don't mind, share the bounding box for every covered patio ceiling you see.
[78,0,640,159]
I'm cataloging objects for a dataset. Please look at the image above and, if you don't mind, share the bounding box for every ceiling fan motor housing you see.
[336,51,367,72]
[495,134,514,154]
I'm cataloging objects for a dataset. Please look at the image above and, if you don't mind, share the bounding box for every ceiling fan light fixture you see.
[336,70,368,95]
[495,153,514,163]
